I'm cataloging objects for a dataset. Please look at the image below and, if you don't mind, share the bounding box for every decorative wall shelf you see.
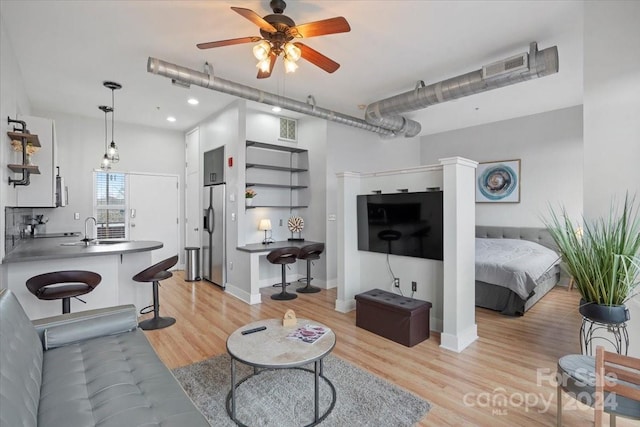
[7,164,40,174]
[7,132,41,147]
[7,119,43,187]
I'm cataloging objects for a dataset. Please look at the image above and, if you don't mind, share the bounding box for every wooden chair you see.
[594,345,640,426]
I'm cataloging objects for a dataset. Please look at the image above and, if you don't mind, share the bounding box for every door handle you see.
[130,209,136,218]
[194,227,199,231]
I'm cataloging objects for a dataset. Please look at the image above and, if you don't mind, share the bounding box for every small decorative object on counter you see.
[287,216,304,241]
[282,309,297,327]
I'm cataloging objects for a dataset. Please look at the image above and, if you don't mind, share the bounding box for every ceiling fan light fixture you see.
[253,40,271,61]
[257,58,272,73]
[284,56,298,73]
[284,42,301,62]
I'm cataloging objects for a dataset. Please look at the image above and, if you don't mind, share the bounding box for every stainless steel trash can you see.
[185,247,200,281]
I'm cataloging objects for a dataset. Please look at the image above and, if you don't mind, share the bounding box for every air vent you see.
[482,53,529,79]
[279,117,297,142]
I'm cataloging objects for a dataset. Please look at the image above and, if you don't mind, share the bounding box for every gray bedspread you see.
[475,238,561,300]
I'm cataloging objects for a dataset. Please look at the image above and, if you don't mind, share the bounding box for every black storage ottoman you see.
[355,289,432,347]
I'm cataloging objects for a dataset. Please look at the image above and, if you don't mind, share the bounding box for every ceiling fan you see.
[197,0,351,79]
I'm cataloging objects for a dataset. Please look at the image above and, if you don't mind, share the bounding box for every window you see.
[94,172,127,239]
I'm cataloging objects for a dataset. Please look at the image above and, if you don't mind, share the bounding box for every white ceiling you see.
[1,0,583,137]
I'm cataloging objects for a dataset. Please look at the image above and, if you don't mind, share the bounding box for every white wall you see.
[0,13,32,265]
[584,2,640,218]
[325,124,422,286]
[420,106,584,226]
[584,1,640,358]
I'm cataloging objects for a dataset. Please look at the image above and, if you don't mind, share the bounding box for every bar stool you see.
[26,270,102,314]
[296,243,324,294]
[267,247,300,301]
[132,255,178,330]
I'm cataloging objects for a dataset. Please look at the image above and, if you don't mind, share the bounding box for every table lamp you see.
[259,219,272,244]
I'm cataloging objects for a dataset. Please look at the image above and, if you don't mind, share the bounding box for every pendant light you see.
[98,105,113,170]
[103,81,122,163]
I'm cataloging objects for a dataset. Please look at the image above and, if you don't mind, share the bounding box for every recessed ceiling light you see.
[272,106,282,113]
[188,98,199,105]
[167,116,176,122]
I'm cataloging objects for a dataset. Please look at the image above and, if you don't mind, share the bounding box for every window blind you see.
[94,172,127,239]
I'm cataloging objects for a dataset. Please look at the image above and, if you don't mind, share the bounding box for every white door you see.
[185,128,200,248]
[129,173,179,265]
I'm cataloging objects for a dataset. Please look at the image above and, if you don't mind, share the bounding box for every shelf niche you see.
[245,140,309,209]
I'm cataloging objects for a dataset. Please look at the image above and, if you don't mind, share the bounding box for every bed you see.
[475,226,562,316]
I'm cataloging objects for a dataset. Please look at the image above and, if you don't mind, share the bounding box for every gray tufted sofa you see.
[0,289,210,427]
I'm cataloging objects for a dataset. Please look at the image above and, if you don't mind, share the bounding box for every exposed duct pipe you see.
[365,42,559,133]
[147,57,420,137]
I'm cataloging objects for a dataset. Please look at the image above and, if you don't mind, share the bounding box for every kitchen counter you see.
[237,240,322,253]
[3,236,163,263]
[3,236,164,319]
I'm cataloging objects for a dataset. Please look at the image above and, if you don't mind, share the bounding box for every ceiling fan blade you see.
[257,52,277,79]
[290,17,351,38]
[294,43,340,73]
[231,7,277,34]
[197,36,261,50]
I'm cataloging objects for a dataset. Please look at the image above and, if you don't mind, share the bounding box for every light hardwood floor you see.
[143,273,635,426]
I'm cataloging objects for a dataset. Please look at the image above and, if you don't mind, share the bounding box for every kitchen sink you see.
[60,239,129,247]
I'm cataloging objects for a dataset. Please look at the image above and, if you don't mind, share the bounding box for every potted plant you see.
[545,194,640,324]
[245,188,257,206]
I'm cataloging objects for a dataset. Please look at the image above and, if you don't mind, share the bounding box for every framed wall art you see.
[475,159,521,203]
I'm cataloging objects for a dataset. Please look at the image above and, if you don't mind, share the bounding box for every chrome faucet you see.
[83,217,97,243]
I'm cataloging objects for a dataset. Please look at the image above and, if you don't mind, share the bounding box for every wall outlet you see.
[74,213,80,220]
[279,219,283,226]
[394,278,400,288]
[412,281,417,292]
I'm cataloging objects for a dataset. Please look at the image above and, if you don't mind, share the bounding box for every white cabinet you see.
[15,115,57,207]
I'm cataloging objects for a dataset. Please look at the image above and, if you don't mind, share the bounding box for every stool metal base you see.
[271,291,298,300]
[139,316,176,330]
[297,285,321,294]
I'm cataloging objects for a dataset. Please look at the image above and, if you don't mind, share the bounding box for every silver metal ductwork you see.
[147,57,415,137]
[365,42,559,132]
[148,42,557,139]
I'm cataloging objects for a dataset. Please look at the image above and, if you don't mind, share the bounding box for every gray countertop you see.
[2,237,163,263]
[237,240,322,253]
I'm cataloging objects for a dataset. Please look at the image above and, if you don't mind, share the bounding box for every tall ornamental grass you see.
[545,195,640,306]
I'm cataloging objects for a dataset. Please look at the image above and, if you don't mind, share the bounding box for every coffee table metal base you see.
[226,358,337,427]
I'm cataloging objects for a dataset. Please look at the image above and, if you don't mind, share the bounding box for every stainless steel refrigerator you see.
[202,147,226,288]
[203,183,226,288]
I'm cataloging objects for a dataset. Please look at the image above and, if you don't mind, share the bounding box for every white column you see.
[439,157,478,352]
[335,172,361,312]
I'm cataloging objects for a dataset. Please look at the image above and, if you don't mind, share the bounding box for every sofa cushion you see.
[0,289,43,427]
[38,328,209,427]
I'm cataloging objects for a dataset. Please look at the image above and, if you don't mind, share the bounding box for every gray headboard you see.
[475,226,558,252]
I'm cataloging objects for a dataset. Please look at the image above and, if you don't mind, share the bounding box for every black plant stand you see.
[580,317,629,356]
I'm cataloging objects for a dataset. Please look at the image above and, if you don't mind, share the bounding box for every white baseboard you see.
[224,283,261,305]
[440,324,478,353]
[335,298,356,313]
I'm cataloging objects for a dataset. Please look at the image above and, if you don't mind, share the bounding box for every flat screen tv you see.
[357,191,443,260]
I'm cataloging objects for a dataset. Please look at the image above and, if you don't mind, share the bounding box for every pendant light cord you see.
[111,88,115,143]
[104,108,108,152]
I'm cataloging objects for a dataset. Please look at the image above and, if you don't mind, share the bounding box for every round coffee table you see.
[226,318,337,427]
